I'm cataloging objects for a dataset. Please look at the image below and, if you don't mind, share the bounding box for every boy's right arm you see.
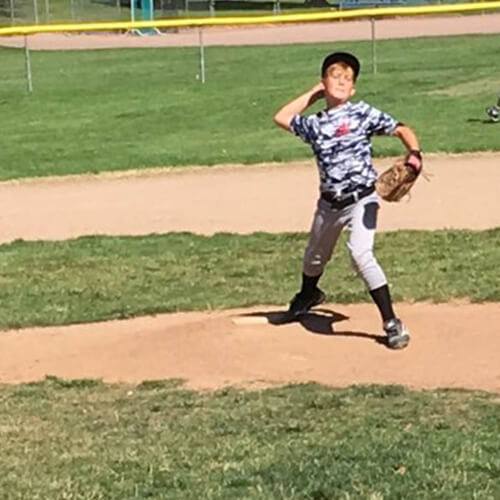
[273,82,325,131]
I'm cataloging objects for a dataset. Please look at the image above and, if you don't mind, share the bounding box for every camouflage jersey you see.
[290,100,398,195]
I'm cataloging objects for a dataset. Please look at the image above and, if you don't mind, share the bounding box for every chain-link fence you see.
[0,0,314,25]
[1,0,129,24]
[1,0,471,26]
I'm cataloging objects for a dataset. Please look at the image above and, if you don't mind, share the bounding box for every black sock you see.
[369,284,395,322]
[300,273,322,295]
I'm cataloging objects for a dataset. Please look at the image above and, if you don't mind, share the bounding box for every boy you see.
[273,51,422,349]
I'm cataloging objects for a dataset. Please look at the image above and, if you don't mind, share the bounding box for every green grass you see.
[1,378,499,498]
[0,33,499,180]
[0,228,498,329]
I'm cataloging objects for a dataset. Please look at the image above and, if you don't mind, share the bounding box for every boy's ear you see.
[350,88,356,97]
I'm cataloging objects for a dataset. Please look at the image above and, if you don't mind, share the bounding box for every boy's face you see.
[321,62,355,103]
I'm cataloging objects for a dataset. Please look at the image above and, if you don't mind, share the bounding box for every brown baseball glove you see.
[375,150,423,202]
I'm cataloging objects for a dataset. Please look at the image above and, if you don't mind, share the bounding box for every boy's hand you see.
[404,149,423,173]
[273,81,326,131]
[310,81,325,102]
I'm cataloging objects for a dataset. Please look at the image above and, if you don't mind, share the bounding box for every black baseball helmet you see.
[321,52,360,80]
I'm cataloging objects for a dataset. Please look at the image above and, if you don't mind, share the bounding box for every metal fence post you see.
[33,0,39,23]
[370,17,377,75]
[199,28,206,84]
[130,0,135,22]
[9,0,15,24]
[44,0,49,22]
[24,35,33,93]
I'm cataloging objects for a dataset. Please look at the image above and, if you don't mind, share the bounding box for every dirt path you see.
[2,153,499,243]
[1,14,500,50]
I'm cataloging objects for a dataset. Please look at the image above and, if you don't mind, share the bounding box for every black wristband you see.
[408,149,422,160]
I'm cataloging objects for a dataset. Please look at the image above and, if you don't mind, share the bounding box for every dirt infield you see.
[1,17,500,391]
[1,301,499,392]
[2,154,500,391]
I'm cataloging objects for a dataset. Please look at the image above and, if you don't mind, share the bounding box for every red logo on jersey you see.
[334,121,350,136]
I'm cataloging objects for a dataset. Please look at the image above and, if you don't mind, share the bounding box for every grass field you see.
[0,33,499,180]
[1,378,499,499]
[1,228,498,329]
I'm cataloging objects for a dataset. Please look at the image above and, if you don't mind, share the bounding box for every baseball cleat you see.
[288,288,326,318]
[486,105,499,123]
[383,318,410,349]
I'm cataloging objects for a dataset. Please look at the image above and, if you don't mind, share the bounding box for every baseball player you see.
[273,51,422,349]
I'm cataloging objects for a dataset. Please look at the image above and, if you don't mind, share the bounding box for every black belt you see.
[320,185,375,210]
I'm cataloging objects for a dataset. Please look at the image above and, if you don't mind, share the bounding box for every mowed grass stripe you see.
[1,378,499,499]
[0,33,499,180]
[0,228,498,329]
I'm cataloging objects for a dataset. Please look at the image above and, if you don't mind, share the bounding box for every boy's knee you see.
[349,249,376,273]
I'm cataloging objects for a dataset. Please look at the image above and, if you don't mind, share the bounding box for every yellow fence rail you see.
[1,1,500,37]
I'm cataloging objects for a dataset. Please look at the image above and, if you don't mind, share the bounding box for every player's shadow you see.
[466,118,497,124]
[237,308,387,346]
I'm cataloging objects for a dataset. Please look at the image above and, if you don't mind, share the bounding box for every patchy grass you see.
[425,76,500,97]
[0,378,499,499]
[0,228,498,329]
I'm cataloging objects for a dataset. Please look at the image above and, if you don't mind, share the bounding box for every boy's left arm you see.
[392,124,422,171]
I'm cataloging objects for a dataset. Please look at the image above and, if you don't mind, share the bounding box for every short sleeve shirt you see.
[290,100,398,193]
